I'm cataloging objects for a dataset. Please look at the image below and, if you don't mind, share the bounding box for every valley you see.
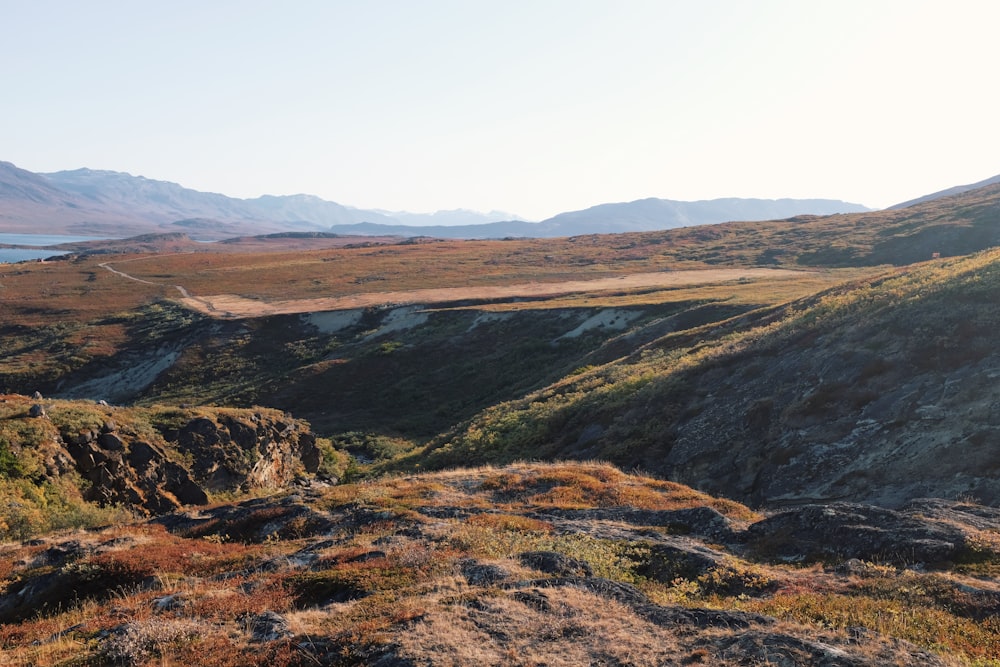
[3,174,1000,665]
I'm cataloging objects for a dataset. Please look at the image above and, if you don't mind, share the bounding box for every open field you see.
[169,268,807,317]
[2,234,878,326]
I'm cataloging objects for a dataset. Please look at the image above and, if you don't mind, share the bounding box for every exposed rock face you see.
[742,502,967,565]
[58,410,320,515]
[659,351,1000,509]
[170,414,318,492]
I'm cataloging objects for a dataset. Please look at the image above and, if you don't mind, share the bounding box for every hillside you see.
[4,460,1000,665]
[0,162,152,236]
[3,180,1000,456]
[409,248,1000,507]
[891,173,1000,209]
[0,259,858,441]
[536,196,870,234]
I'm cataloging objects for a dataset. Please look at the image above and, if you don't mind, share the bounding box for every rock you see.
[242,611,293,642]
[299,433,321,473]
[903,498,1000,533]
[162,462,210,506]
[6,402,318,518]
[96,433,125,451]
[31,391,42,399]
[127,441,165,474]
[716,632,868,666]
[640,604,773,630]
[152,594,187,611]
[511,589,551,611]
[519,551,593,577]
[460,559,511,586]
[34,542,84,568]
[916,405,946,421]
[174,414,316,492]
[634,539,728,582]
[743,503,966,565]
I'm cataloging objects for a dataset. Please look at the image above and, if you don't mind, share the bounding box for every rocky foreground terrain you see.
[3,456,1000,665]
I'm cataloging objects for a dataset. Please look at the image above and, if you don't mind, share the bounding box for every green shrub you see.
[0,437,26,478]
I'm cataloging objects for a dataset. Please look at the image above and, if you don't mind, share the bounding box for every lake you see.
[0,233,111,264]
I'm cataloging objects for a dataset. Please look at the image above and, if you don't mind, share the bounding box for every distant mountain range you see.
[4,159,991,240]
[0,163,522,240]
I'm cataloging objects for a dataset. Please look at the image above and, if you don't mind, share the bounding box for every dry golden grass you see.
[392,585,686,666]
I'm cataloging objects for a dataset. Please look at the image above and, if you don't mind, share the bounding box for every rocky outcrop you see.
[167,413,319,492]
[57,409,320,515]
[65,431,209,513]
[742,501,973,566]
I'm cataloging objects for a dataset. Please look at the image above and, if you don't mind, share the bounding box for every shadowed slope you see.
[410,248,1000,507]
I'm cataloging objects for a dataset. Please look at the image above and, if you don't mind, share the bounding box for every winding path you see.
[100,258,214,311]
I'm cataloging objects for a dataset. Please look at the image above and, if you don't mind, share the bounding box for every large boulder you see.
[743,503,966,565]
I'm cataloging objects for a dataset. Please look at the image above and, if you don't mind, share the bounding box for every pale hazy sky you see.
[4,1,998,220]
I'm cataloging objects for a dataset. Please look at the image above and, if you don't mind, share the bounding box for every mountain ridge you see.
[327,196,872,239]
[1,160,869,239]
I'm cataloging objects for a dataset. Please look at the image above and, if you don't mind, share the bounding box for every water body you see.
[0,233,110,264]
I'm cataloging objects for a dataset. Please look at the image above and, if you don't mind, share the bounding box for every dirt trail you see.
[172,268,805,319]
[100,257,217,311]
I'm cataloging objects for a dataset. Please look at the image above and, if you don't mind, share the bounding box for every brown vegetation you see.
[1,462,994,665]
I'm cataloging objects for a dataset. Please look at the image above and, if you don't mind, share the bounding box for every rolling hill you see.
[6,456,993,665]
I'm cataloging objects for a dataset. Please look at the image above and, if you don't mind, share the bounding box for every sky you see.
[3,0,999,221]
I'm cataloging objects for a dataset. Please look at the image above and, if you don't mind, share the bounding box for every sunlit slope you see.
[636,180,1000,267]
[412,248,1000,507]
